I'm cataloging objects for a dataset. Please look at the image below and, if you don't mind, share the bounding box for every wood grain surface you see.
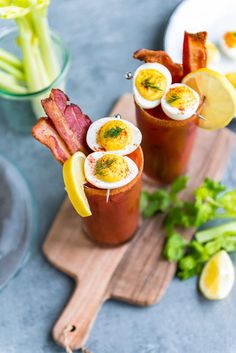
[43,94,236,349]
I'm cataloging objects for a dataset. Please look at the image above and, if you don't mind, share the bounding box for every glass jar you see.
[0,27,70,133]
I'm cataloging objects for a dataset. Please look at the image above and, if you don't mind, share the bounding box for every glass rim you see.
[134,97,199,127]
[0,27,70,99]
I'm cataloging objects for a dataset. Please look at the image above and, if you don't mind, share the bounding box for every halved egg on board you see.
[84,152,138,189]
[161,83,200,120]
[220,31,236,60]
[86,117,142,155]
[133,63,172,109]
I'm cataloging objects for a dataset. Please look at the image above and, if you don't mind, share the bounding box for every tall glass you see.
[83,147,143,246]
[135,102,198,184]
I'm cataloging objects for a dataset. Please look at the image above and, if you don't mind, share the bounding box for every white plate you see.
[164,0,236,74]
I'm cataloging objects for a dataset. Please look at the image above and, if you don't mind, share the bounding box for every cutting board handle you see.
[52,277,107,350]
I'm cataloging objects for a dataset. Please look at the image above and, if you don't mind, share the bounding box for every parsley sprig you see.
[166,93,181,105]
[104,126,124,138]
[141,177,236,280]
[141,78,163,91]
[95,158,115,176]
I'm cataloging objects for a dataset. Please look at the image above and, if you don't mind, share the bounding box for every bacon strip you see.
[133,49,183,83]
[182,31,207,76]
[32,118,71,164]
[42,89,92,155]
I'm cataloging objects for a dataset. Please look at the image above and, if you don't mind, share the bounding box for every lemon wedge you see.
[226,72,236,89]
[182,68,236,130]
[199,250,235,300]
[63,151,92,217]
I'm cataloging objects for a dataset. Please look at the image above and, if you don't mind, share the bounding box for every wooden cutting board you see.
[43,94,236,350]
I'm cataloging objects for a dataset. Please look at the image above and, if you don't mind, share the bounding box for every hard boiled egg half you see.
[133,63,172,109]
[86,117,142,155]
[221,31,236,59]
[161,83,200,120]
[84,152,138,189]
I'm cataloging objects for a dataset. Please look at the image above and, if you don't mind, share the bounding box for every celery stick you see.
[31,9,60,81]
[0,70,27,94]
[16,16,47,92]
[30,35,50,88]
[196,221,236,243]
[0,48,23,70]
[0,58,25,81]
[0,1,58,98]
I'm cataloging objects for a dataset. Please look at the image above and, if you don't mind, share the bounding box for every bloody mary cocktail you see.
[135,103,198,184]
[32,89,143,247]
[132,33,208,184]
[83,146,143,246]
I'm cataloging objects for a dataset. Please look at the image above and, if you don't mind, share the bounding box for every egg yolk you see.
[94,154,129,182]
[165,86,196,110]
[135,69,167,101]
[97,120,132,151]
[224,32,236,48]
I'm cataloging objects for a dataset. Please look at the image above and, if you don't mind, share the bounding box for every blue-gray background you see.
[1,0,236,352]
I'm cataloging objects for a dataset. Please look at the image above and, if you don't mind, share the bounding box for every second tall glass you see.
[135,102,198,185]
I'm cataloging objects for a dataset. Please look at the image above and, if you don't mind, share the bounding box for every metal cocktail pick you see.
[124,71,207,123]
[125,71,133,80]
[195,113,207,121]
[106,189,110,203]
[195,96,207,121]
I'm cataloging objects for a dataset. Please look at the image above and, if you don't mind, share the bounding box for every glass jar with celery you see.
[0,1,69,132]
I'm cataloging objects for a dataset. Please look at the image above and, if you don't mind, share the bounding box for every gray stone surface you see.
[1,0,236,352]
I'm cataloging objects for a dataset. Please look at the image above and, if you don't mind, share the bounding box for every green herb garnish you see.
[104,126,124,139]
[140,176,236,280]
[141,78,163,91]
[166,93,181,105]
[95,158,115,176]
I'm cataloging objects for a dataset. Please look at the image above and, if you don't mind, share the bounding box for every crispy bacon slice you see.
[183,31,207,76]
[51,88,68,110]
[133,49,183,83]
[42,89,92,155]
[32,118,71,164]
